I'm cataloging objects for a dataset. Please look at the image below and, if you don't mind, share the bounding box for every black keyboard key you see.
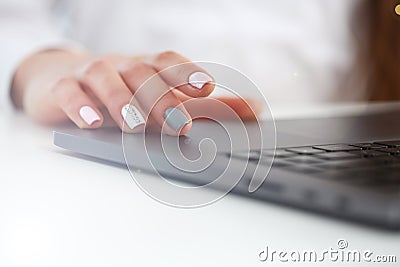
[315,151,361,160]
[374,140,400,147]
[313,144,362,152]
[285,146,325,155]
[350,143,387,150]
[350,150,389,157]
[377,148,400,155]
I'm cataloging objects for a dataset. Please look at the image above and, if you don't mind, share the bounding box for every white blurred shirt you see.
[0,0,363,111]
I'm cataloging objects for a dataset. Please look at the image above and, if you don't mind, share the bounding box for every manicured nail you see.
[79,106,100,126]
[188,72,212,89]
[121,104,145,129]
[164,107,190,132]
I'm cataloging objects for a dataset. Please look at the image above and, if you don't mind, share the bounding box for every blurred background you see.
[1,0,399,111]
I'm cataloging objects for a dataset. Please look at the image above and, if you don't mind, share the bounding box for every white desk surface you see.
[1,102,400,267]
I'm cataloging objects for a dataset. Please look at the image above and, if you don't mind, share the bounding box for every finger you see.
[212,97,263,120]
[99,105,158,129]
[175,91,263,121]
[119,62,192,135]
[149,51,215,98]
[78,60,146,133]
[52,78,103,128]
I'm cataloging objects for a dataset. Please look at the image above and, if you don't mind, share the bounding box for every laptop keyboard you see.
[229,140,400,190]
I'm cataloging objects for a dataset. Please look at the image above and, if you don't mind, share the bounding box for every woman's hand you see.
[11,50,260,135]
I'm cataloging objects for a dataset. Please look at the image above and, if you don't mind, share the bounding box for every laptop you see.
[54,105,400,230]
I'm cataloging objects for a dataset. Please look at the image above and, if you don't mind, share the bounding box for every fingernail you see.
[79,106,100,125]
[164,107,190,132]
[188,72,213,89]
[121,104,145,129]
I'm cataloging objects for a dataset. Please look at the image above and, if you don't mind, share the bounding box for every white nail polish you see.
[188,72,213,89]
[121,104,145,129]
[79,106,100,126]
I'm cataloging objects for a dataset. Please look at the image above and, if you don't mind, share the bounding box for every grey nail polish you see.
[164,107,190,132]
